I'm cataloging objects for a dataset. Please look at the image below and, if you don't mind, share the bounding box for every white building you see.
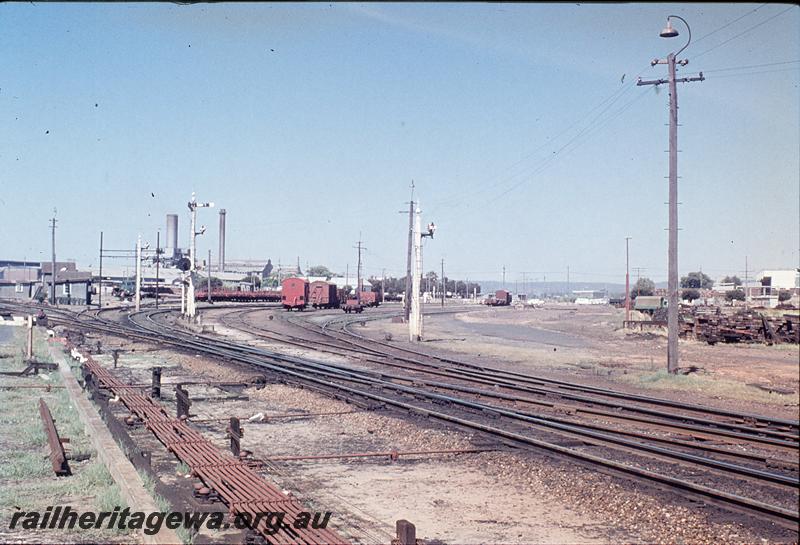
[758,269,800,290]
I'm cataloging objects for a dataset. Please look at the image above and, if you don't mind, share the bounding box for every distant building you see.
[758,269,800,291]
[0,259,92,306]
[573,290,609,305]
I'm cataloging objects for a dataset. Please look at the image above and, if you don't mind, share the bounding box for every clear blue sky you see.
[1,3,798,284]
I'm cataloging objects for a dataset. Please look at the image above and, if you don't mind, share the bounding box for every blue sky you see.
[1,3,798,283]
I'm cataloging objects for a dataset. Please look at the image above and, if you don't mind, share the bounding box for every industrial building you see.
[0,260,93,305]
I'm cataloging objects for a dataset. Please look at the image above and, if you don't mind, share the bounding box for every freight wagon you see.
[195,289,281,302]
[485,289,512,306]
[309,281,340,309]
[282,278,309,311]
[634,296,668,315]
[359,290,381,308]
[341,298,364,313]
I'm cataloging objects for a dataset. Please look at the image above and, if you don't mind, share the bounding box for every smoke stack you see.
[166,214,178,259]
[218,209,226,273]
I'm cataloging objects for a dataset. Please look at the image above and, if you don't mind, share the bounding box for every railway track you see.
[220,306,799,450]
[3,300,798,532]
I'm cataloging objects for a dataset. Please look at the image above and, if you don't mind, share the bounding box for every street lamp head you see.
[660,19,679,38]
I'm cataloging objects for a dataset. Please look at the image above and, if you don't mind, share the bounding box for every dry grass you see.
[0,325,131,540]
[619,369,798,406]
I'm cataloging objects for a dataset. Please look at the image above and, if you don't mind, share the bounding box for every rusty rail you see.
[38,398,71,476]
[265,447,493,462]
[78,348,347,544]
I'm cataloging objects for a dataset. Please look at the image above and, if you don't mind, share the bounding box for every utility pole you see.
[98,231,103,309]
[355,238,366,305]
[566,266,570,297]
[410,206,423,341]
[522,272,527,297]
[180,277,186,315]
[409,202,436,341]
[625,237,632,323]
[155,231,160,309]
[135,235,142,312]
[207,249,212,303]
[186,193,214,319]
[502,266,506,289]
[402,182,415,322]
[381,268,386,303]
[744,255,749,309]
[638,15,704,374]
[50,213,57,305]
[440,258,445,308]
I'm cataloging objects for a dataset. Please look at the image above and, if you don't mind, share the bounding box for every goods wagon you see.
[485,289,512,306]
[342,298,364,313]
[282,278,309,311]
[195,289,281,302]
[634,296,667,315]
[359,290,381,308]
[309,281,340,309]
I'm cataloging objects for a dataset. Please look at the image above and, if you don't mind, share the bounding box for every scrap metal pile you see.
[681,308,800,345]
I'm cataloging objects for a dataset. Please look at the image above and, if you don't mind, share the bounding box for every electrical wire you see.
[483,87,651,206]
[702,67,800,79]
[691,3,770,45]
[450,7,798,211]
[699,59,800,73]
[428,65,656,214]
[693,5,796,60]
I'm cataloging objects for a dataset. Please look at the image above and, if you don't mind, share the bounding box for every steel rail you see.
[9,302,797,528]
[123,310,798,490]
[111,310,800,527]
[324,309,800,430]
[222,305,799,446]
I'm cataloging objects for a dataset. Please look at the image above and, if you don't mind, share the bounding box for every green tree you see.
[241,275,262,288]
[680,271,714,290]
[308,265,333,278]
[778,290,792,302]
[682,288,701,302]
[722,275,742,287]
[631,278,655,298]
[725,289,745,302]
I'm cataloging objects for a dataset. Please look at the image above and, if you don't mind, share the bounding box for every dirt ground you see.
[7,304,794,545]
[367,303,799,420]
[117,342,784,545]
[196,307,795,544]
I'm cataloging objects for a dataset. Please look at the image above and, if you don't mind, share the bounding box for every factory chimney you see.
[218,209,226,273]
[166,214,178,259]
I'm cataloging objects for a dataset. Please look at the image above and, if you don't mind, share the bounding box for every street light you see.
[638,15,704,374]
[661,16,691,58]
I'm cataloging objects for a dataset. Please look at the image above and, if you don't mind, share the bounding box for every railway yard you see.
[0,300,797,544]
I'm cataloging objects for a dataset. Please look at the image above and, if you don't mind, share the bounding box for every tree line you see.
[630,271,791,303]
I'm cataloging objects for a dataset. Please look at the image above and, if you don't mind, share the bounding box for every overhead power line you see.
[691,3,769,45]
[699,59,800,73]
[693,6,795,60]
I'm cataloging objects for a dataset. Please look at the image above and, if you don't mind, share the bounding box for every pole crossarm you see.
[638,73,705,86]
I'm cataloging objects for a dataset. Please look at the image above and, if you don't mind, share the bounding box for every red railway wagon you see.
[195,289,281,302]
[495,289,512,305]
[485,289,512,306]
[342,298,364,313]
[359,291,381,307]
[282,278,309,311]
[309,281,339,309]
